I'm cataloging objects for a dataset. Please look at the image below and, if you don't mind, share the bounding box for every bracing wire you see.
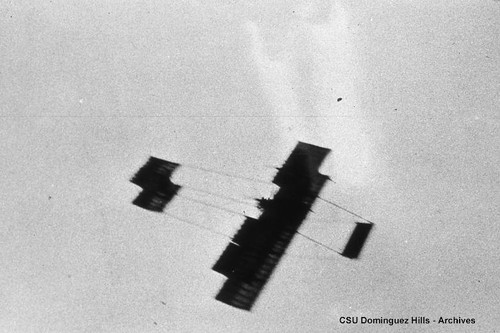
[296,231,340,254]
[165,209,341,255]
[307,217,354,225]
[168,197,342,254]
[173,196,356,255]
[164,212,231,238]
[164,208,342,257]
[181,185,256,206]
[177,193,245,216]
[318,197,374,224]
[182,163,270,185]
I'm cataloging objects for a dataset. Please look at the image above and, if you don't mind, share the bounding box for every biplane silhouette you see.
[130,142,374,311]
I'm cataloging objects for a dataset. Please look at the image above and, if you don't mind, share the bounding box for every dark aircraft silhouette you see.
[129,143,375,311]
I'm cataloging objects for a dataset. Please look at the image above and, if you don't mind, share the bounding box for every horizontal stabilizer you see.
[131,157,180,190]
[131,157,181,212]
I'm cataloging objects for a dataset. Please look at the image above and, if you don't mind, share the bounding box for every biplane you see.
[130,142,374,311]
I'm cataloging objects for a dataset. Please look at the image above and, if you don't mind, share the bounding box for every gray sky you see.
[1,1,499,332]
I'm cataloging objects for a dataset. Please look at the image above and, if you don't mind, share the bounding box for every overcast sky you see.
[1,1,499,332]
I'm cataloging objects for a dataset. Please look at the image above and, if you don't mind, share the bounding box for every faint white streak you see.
[244,1,377,187]
[245,20,301,142]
